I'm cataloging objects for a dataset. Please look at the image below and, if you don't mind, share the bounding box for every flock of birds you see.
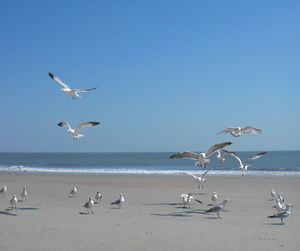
[1,73,293,224]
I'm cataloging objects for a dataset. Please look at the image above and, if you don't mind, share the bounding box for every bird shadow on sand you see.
[143,203,183,206]
[264,222,284,226]
[79,211,93,215]
[18,207,39,211]
[151,213,193,217]
[0,210,17,216]
[204,216,221,220]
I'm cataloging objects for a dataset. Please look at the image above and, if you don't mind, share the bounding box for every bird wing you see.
[75,121,100,133]
[111,198,121,205]
[48,72,70,89]
[241,126,262,134]
[169,152,199,160]
[57,121,72,130]
[206,205,221,212]
[217,128,236,134]
[248,152,267,161]
[205,142,232,157]
[195,199,203,204]
[185,173,198,180]
[223,151,243,167]
[74,87,97,93]
[201,170,209,178]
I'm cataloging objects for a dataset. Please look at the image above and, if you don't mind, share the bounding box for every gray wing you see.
[201,170,209,178]
[241,126,262,134]
[111,198,121,205]
[57,121,72,130]
[207,205,221,212]
[48,72,70,89]
[248,152,267,161]
[217,128,236,134]
[75,122,100,133]
[205,142,232,157]
[74,87,97,93]
[169,152,199,160]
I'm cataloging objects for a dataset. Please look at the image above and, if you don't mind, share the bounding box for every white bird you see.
[21,187,28,202]
[275,198,286,212]
[180,193,202,208]
[10,195,18,210]
[222,150,267,176]
[216,150,226,162]
[0,185,7,197]
[277,193,284,203]
[95,190,102,204]
[211,192,218,205]
[48,72,97,100]
[217,126,262,137]
[271,188,277,201]
[83,197,94,214]
[268,204,293,225]
[69,186,78,197]
[205,199,230,219]
[58,121,101,140]
[169,142,232,168]
[184,171,209,189]
[111,194,125,208]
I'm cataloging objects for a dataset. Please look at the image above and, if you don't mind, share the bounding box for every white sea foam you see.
[1,165,300,176]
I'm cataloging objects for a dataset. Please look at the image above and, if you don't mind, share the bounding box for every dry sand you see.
[0,173,299,251]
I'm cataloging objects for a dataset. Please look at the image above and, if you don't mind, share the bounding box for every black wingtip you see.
[57,122,64,127]
[48,72,54,79]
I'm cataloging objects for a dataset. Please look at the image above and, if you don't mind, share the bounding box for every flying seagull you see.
[184,171,209,189]
[216,150,226,163]
[169,142,232,168]
[205,199,230,219]
[58,121,100,140]
[217,126,262,137]
[83,197,94,214]
[268,204,293,225]
[222,150,267,176]
[48,72,97,100]
[111,194,125,208]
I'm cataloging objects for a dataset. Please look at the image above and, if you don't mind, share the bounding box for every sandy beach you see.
[0,173,299,251]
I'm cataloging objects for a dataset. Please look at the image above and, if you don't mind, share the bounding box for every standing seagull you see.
[180,193,202,208]
[211,192,218,205]
[0,185,7,197]
[205,199,230,219]
[21,187,28,202]
[69,186,78,197]
[83,197,94,214]
[222,150,267,176]
[10,195,18,210]
[94,190,103,204]
[184,171,209,189]
[48,72,97,100]
[271,188,277,201]
[111,194,125,208]
[268,204,293,225]
[217,126,262,137]
[58,121,100,140]
[169,142,232,168]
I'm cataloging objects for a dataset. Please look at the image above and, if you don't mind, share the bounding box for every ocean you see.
[0,151,300,176]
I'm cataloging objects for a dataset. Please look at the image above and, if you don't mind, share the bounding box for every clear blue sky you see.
[0,0,299,152]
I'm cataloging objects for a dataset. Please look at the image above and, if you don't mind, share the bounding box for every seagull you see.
[10,195,18,210]
[69,186,78,197]
[169,142,232,168]
[21,187,28,202]
[275,198,286,213]
[205,199,230,219]
[271,188,277,201]
[58,121,101,140]
[48,72,97,100]
[83,197,94,214]
[216,150,226,163]
[222,150,267,176]
[111,194,125,208]
[95,190,102,204]
[211,192,218,205]
[184,171,209,189]
[268,204,293,225]
[217,126,262,137]
[180,193,202,208]
[0,185,7,197]
[277,193,284,203]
